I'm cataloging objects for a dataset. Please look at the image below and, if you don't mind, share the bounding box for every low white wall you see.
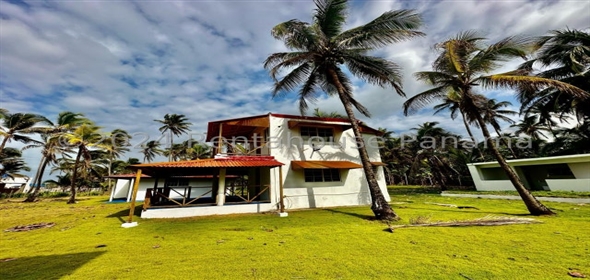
[141,203,276,218]
[546,179,590,192]
[472,180,516,191]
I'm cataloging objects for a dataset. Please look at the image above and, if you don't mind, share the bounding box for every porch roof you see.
[131,156,283,169]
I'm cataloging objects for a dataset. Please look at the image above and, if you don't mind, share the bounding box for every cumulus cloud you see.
[1,0,588,175]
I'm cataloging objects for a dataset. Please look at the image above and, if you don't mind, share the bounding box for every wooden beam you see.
[279,166,284,213]
[217,123,223,154]
[127,169,142,223]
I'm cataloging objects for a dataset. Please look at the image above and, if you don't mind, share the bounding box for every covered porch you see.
[126,156,285,219]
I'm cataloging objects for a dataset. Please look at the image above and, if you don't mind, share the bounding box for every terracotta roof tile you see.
[130,156,284,169]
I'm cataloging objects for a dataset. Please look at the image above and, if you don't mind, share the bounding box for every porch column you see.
[216,168,227,206]
[126,169,142,224]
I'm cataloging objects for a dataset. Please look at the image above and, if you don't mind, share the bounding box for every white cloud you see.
[0,0,587,177]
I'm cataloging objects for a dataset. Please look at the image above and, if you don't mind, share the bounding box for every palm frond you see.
[313,0,348,39]
[335,9,424,49]
[480,73,590,99]
[272,62,313,98]
[343,53,404,96]
[403,85,449,115]
[271,20,317,51]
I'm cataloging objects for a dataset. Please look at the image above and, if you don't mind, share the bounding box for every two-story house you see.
[116,113,389,219]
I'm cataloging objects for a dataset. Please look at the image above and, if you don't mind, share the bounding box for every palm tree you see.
[62,122,106,204]
[23,112,86,202]
[511,115,548,141]
[519,28,590,118]
[403,31,587,215]
[43,174,71,192]
[0,147,30,179]
[104,129,131,193]
[480,99,517,158]
[264,0,424,220]
[141,140,162,163]
[312,108,347,119]
[0,111,50,153]
[433,93,484,159]
[154,114,192,161]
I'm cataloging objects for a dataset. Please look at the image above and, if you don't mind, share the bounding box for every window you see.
[300,126,334,142]
[304,169,341,182]
[546,164,575,179]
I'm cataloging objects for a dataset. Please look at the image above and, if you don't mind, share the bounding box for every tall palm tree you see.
[403,31,587,215]
[141,140,162,163]
[62,122,106,204]
[519,28,590,119]
[23,112,86,202]
[154,114,192,161]
[0,112,50,153]
[264,0,424,220]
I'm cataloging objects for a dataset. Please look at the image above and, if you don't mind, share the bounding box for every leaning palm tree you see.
[62,122,106,204]
[154,114,192,161]
[141,140,162,163]
[23,111,87,202]
[0,111,50,153]
[265,0,424,220]
[403,31,588,215]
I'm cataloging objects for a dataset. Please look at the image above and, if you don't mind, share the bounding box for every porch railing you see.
[143,184,271,210]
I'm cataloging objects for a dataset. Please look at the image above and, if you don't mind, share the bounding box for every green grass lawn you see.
[443,189,590,198]
[1,189,589,279]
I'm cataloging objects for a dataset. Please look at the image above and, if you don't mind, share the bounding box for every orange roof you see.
[130,156,284,169]
[104,174,239,179]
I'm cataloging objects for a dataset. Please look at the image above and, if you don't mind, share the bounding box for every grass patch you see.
[1,194,589,279]
[444,190,590,198]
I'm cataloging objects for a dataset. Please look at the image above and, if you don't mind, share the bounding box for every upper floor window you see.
[300,126,334,142]
[304,169,341,182]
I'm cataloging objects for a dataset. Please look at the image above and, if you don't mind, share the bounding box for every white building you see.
[0,174,30,194]
[125,113,389,219]
[467,154,590,192]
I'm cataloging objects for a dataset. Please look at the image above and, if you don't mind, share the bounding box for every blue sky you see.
[1,0,589,174]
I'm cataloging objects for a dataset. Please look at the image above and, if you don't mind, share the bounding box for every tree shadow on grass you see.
[106,205,143,223]
[0,251,105,280]
[403,206,534,217]
[323,208,376,220]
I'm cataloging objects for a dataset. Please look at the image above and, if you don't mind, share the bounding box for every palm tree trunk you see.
[24,156,48,202]
[0,134,11,153]
[169,130,173,162]
[327,68,398,221]
[474,114,554,215]
[68,147,83,204]
[107,150,113,195]
[26,155,45,195]
[494,127,517,158]
[460,110,484,159]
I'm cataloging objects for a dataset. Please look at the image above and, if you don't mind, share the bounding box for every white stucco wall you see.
[268,116,389,210]
[141,203,276,218]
